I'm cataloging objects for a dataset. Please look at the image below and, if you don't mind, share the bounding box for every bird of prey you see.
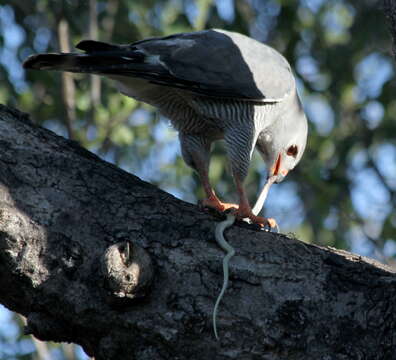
[23,29,308,227]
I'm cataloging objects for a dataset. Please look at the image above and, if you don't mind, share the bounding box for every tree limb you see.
[0,104,395,359]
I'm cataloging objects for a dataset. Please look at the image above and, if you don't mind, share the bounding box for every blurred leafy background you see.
[0,0,395,358]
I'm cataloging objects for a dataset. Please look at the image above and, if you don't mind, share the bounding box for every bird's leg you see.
[179,133,237,212]
[198,168,238,212]
[223,124,277,228]
[234,176,277,228]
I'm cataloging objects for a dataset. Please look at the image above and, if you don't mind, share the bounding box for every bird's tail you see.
[23,40,144,74]
[23,53,89,72]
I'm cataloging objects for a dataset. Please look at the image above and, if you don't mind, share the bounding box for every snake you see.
[212,175,278,340]
[213,213,236,340]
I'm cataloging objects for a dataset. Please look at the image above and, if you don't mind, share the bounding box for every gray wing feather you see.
[133,29,295,102]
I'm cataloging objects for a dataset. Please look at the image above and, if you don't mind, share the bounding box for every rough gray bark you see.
[0,104,395,360]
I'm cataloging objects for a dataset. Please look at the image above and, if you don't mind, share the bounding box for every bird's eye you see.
[287,145,298,158]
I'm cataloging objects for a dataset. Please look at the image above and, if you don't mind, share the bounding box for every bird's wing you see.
[24,29,294,102]
[129,29,294,101]
[79,30,294,102]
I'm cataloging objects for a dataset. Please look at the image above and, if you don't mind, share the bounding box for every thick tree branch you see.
[0,104,395,359]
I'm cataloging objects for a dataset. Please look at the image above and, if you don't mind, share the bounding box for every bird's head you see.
[257,105,308,183]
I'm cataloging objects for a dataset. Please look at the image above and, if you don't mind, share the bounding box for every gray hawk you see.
[23,29,308,228]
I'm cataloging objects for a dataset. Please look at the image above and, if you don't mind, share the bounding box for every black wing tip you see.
[76,40,119,53]
[75,40,94,51]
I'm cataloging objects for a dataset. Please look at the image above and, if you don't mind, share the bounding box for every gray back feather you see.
[133,29,295,101]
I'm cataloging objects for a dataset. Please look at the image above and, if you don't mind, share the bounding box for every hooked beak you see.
[269,153,288,183]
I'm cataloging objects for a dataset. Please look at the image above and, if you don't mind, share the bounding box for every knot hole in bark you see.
[101,240,154,306]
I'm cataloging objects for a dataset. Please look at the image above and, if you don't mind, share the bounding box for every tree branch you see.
[0,104,395,359]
